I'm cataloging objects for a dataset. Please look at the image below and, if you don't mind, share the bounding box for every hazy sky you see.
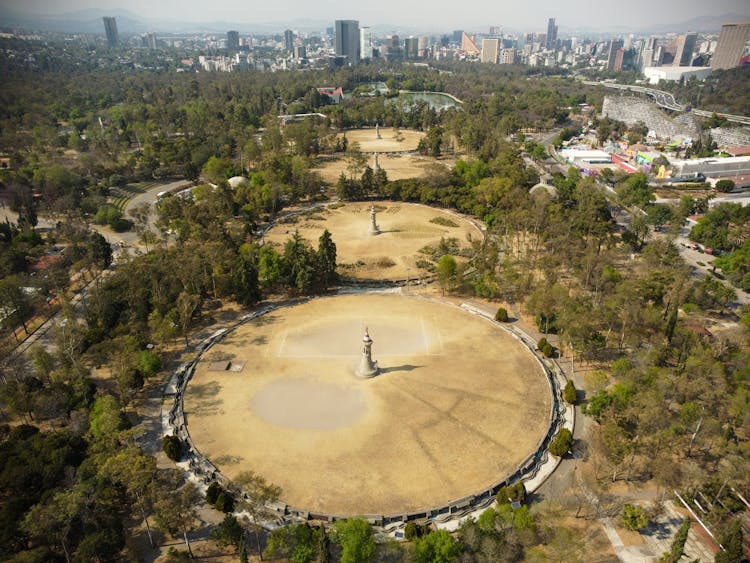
[4,0,750,31]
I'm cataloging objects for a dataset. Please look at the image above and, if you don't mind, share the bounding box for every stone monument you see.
[374,152,380,169]
[368,205,380,235]
[356,327,379,378]
[376,122,381,139]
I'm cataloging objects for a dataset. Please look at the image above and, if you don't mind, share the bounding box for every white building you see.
[360,27,373,60]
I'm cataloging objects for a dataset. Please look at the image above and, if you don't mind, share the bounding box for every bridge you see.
[582,80,750,126]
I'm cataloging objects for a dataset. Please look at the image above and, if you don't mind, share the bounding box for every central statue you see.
[368,205,380,235]
[356,327,379,378]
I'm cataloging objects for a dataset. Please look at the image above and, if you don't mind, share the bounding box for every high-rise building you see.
[404,36,419,59]
[607,39,624,71]
[293,45,306,59]
[418,36,429,57]
[712,20,750,69]
[672,32,698,66]
[227,30,240,51]
[284,30,294,53]
[500,48,517,64]
[481,38,499,63]
[360,27,373,59]
[452,30,464,43]
[141,32,157,49]
[102,17,119,47]
[546,18,558,50]
[335,20,360,65]
[385,35,402,60]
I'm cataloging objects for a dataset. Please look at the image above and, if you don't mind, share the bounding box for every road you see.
[0,178,190,248]
[582,80,750,126]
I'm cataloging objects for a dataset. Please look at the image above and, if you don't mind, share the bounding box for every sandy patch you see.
[183,293,552,516]
[334,127,425,153]
[265,202,482,281]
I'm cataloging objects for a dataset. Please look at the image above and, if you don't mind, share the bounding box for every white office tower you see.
[360,26,373,59]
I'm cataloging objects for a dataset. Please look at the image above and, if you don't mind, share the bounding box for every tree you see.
[234,470,282,561]
[414,530,459,563]
[163,435,182,461]
[154,483,200,558]
[333,518,375,563]
[316,229,338,290]
[563,380,577,404]
[714,520,743,563]
[436,255,458,295]
[549,427,573,457]
[88,394,128,441]
[537,337,554,358]
[176,292,200,347]
[99,446,158,548]
[620,504,649,531]
[494,307,509,322]
[21,486,85,563]
[212,514,245,550]
[0,275,35,334]
[659,518,690,563]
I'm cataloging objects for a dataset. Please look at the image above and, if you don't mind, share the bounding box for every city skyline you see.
[3,0,750,33]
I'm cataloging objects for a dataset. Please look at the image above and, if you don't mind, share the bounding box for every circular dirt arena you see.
[335,127,425,153]
[264,202,482,281]
[183,293,552,517]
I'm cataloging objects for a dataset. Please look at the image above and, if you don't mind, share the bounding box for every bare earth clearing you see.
[264,202,483,281]
[183,293,552,516]
[335,127,425,152]
[312,128,455,182]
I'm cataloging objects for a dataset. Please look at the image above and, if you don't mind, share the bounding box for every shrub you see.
[206,482,222,505]
[136,350,162,378]
[495,307,509,322]
[537,337,554,358]
[162,435,182,461]
[496,481,526,505]
[549,428,573,457]
[215,491,234,513]
[563,380,577,404]
[429,216,459,227]
[621,504,649,531]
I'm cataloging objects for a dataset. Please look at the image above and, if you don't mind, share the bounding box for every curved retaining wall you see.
[162,292,566,529]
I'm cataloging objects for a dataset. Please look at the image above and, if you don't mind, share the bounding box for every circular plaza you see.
[182,293,553,517]
[264,202,483,281]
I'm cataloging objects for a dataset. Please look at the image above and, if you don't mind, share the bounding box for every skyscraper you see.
[546,18,558,50]
[335,20,360,65]
[481,38,499,63]
[284,30,294,53]
[607,39,624,71]
[404,37,419,60]
[227,30,239,51]
[712,20,750,69]
[360,27,373,60]
[102,17,119,48]
[672,32,698,66]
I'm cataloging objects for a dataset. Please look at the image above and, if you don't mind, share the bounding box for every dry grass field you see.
[335,127,425,152]
[264,202,483,281]
[183,293,552,516]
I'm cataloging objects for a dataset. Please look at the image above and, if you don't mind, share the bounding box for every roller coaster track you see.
[582,80,750,126]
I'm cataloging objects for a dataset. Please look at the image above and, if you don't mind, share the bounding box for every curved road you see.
[583,80,750,125]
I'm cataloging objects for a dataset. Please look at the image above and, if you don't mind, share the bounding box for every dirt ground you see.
[312,153,456,182]
[264,202,483,281]
[336,127,425,153]
[183,293,552,517]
